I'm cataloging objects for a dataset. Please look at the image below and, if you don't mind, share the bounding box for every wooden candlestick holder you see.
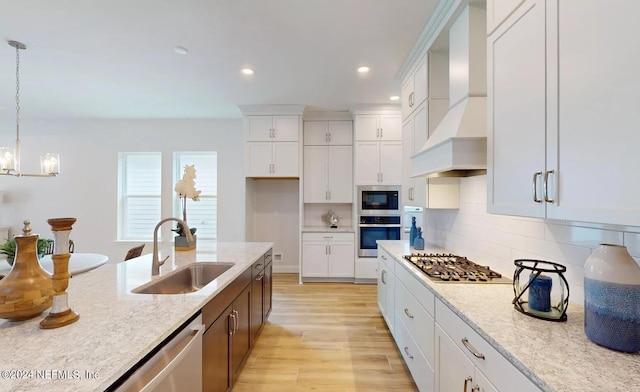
[40,217,79,329]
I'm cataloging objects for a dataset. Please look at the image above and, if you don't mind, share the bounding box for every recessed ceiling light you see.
[174,46,188,55]
[357,66,370,74]
[390,95,400,101]
[242,68,254,75]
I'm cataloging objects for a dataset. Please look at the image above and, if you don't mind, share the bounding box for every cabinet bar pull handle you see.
[471,386,480,392]
[272,128,276,138]
[323,236,333,239]
[463,376,473,392]
[233,310,239,333]
[255,263,263,269]
[532,171,542,203]
[404,308,414,319]
[328,245,331,255]
[381,255,387,260]
[328,133,331,142]
[461,338,485,359]
[228,313,234,335]
[256,274,264,281]
[380,128,383,138]
[325,133,329,142]
[381,269,386,284]
[325,245,329,255]
[328,190,331,200]
[544,170,555,203]
[403,346,413,360]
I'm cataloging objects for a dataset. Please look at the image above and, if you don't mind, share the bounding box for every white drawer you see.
[395,279,435,367]
[302,232,354,242]
[435,300,541,392]
[394,314,435,392]
[378,248,395,272]
[395,262,435,317]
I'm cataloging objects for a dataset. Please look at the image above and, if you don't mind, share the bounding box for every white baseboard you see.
[273,264,299,274]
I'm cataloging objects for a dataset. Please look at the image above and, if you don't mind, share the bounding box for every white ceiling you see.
[0,0,438,120]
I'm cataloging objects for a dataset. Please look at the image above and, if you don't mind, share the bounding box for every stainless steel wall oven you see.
[357,186,402,257]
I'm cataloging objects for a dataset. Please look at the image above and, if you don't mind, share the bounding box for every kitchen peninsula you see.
[0,241,272,392]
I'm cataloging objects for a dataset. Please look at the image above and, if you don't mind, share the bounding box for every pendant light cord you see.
[15,42,20,142]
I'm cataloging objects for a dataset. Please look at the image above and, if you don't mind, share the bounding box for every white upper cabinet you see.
[244,114,301,177]
[303,145,352,203]
[354,113,402,185]
[487,0,526,34]
[487,0,546,218]
[304,120,352,146]
[247,115,299,142]
[355,114,402,141]
[401,55,428,120]
[488,0,640,226]
[402,102,428,206]
[303,120,353,203]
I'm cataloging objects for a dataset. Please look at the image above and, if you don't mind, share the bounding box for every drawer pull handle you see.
[255,263,263,269]
[461,338,485,360]
[403,346,413,360]
[404,308,414,319]
[463,376,472,392]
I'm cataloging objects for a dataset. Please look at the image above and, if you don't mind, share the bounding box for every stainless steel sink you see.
[132,262,234,294]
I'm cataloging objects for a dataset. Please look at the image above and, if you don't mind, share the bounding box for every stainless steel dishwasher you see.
[115,314,204,392]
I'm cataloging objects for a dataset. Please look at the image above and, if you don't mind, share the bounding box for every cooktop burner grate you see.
[403,253,511,283]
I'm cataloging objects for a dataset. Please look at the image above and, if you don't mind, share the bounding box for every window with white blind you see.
[118,153,162,241]
[174,152,218,240]
[117,151,218,241]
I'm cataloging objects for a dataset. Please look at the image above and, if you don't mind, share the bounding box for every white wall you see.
[246,179,300,273]
[0,118,245,263]
[424,175,640,305]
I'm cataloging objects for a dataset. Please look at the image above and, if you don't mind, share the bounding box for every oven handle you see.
[358,224,402,228]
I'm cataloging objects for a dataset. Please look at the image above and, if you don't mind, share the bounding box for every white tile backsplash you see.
[425,175,640,306]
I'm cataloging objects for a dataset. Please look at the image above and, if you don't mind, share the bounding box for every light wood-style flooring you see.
[232,274,418,392]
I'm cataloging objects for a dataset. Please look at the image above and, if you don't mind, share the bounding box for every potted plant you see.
[173,164,200,250]
[0,238,52,266]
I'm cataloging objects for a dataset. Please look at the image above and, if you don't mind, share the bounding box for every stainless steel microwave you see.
[357,185,401,215]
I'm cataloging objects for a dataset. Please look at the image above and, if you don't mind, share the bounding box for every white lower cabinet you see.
[377,249,395,334]
[435,300,540,392]
[301,232,354,279]
[435,323,497,392]
[394,265,435,391]
[379,249,542,392]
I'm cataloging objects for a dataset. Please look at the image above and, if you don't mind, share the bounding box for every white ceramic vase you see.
[584,244,640,352]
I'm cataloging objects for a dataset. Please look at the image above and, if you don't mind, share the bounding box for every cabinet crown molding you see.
[238,105,306,116]
[349,104,401,116]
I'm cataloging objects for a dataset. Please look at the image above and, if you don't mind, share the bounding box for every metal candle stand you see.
[512,259,569,322]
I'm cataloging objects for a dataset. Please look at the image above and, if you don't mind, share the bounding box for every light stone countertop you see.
[378,240,640,392]
[0,241,273,392]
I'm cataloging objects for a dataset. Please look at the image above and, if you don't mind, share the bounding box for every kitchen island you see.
[0,241,272,392]
[378,241,640,392]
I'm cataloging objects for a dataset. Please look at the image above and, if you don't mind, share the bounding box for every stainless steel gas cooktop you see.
[403,253,511,284]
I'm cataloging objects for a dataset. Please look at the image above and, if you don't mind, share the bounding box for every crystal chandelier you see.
[0,40,59,177]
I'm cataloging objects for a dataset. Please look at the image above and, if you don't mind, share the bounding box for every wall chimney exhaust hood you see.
[412,3,487,178]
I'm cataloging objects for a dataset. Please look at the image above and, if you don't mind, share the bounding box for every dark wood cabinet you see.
[231,285,251,382]
[203,305,232,392]
[250,268,264,344]
[263,258,273,320]
[202,249,273,392]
